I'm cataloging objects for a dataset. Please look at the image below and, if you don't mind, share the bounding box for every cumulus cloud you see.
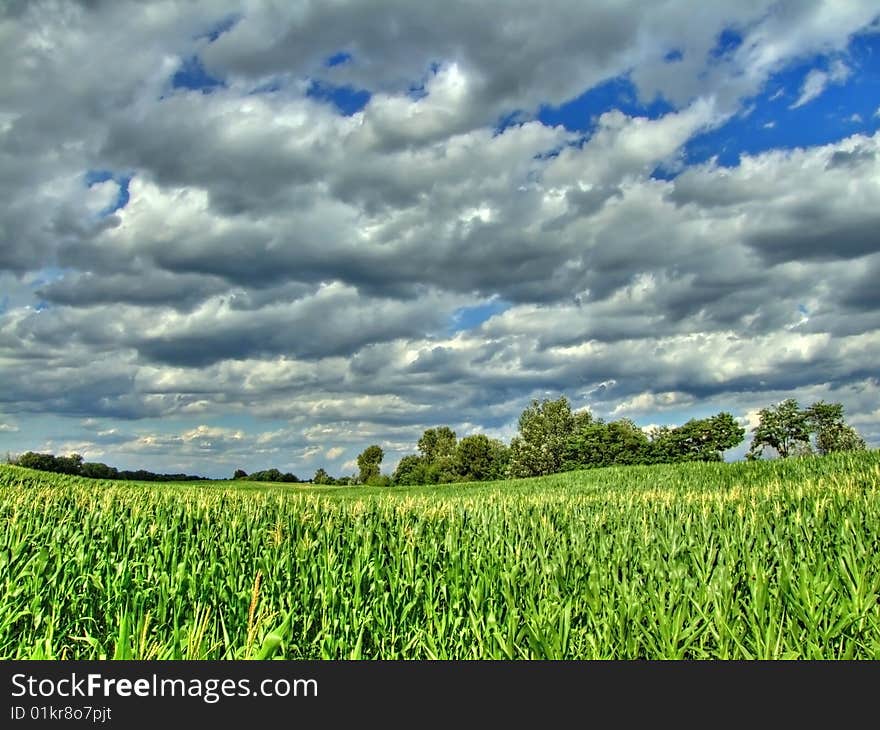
[1,1,879,475]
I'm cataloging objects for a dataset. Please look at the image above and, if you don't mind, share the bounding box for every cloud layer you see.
[1,1,879,475]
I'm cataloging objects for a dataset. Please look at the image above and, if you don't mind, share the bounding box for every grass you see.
[1,451,878,659]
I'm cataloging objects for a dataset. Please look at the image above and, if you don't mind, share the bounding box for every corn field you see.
[1,452,879,659]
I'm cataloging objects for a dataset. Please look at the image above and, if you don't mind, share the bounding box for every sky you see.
[1,1,879,479]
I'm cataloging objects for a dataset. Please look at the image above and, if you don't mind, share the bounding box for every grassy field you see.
[1,452,878,659]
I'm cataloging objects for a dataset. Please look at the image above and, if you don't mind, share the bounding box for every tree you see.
[55,453,84,475]
[356,445,384,484]
[651,413,745,463]
[82,462,119,479]
[748,399,811,459]
[413,427,459,483]
[508,396,575,477]
[393,454,428,486]
[16,452,59,472]
[233,469,248,479]
[417,427,457,461]
[565,418,650,469]
[312,468,337,485]
[805,401,866,455]
[454,434,509,482]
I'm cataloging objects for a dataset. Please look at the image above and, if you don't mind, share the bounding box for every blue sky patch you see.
[537,75,676,133]
[684,32,880,169]
[450,299,512,332]
[171,55,226,93]
[710,28,743,59]
[195,14,241,43]
[307,80,371,115]
[85,170,131,215]
[326,51,353,67]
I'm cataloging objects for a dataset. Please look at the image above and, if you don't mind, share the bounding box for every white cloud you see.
[790,59,851,109]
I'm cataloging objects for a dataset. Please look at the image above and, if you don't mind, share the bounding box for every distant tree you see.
[565,418,650,469]
[412,427,458,483]
[805,401,866,455]
[16,452,58,472]
[365,474,392,487]
[356,445,384,484]
[454,434,510,481]
[336,476,353,486]
[312,468,337,485]
[508,397,576,477]
[748,399,812,460]
[81,462,119,480]
[233,469,248,479]
[393,454,428,486]
[417,427,457,462]
[651,413,745,463]
[57,453,84,475]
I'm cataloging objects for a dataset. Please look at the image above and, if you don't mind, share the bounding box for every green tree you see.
[417,427,457,461]
[805,401,866,455]
[312,468,337,485]
[508,396,575,477]
[414,427,458,483]
[82,462,119,479]
[747,399,811,459]
[356,445,384,484]
[651,412,745,463]
[392,454,428,486]
[232,469,248,479]
[565,418,650,469]
[454,434,510,481]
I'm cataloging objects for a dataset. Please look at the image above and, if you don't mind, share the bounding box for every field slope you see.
[1,452,879,659]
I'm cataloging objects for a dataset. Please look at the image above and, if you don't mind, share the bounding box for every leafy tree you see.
[312,468,337,485]
[81,462,119,479]
[365,474,392,487]
[356,445,384,484]
[565,418,650,469]
[454,434,509,482]
[55,453,84,475]
[392,454,428,486]
[651,413,745,463]
[805,401,866,455]
[747,399,812,459]
[417,427,457,461]
[508,396,575,477]
[412,427,459,483]
[17,452,59,472]
[233,469,248,479]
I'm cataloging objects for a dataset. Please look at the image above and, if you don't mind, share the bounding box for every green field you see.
[1,452,879,659]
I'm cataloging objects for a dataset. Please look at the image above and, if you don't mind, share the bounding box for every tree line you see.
[6,396,867,486]
[8,452,208,482]
[313,395,867,486]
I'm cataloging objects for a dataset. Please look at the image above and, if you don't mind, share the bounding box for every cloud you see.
[790,59,851,109]
[1,1,879,475]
